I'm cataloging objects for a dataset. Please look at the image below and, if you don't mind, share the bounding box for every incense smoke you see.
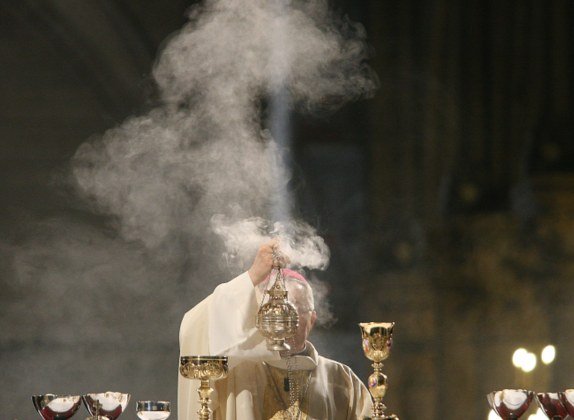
[211,216,330,270]
[72,0,375,272]
[1,2,375,415]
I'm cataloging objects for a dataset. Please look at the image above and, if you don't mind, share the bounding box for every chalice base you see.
[267,339,291,352]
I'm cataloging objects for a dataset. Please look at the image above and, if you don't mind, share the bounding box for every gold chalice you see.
[359,322,398,420]
[180,356,228,420]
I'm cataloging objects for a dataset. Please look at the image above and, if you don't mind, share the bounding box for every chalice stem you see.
[372,400,386,417]
[197,379,213,420]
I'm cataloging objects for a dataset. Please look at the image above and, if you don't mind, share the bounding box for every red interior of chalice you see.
[536,393,568,419]
[487,389,534,419]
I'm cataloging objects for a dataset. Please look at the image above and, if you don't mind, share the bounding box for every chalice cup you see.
[136,401,171,420]
[536,393,568,419]
[558,390,574,417]
[180,356,228,420]
[486,389,534,419]
[32,394,82,419]
[82,392,130,420]
[359,322,398,420]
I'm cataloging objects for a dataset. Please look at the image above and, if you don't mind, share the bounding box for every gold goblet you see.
[180,356,228,420]
[359,322,398,420]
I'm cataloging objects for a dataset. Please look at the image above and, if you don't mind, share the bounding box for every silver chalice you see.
[32,394,82,419]
[536,392,568,419]
[487,389,534,420]
[82,392,130,420]
[136,401,171,420]
[558,390,574,417]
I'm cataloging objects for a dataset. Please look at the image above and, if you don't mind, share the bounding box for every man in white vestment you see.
[178,241,372,419]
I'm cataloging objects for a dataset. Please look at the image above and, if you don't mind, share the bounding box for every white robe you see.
[178,272,372,419]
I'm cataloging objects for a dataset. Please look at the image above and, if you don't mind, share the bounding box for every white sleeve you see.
[351,369,373,419]
[207,271,279,367]
[178,272,277,419]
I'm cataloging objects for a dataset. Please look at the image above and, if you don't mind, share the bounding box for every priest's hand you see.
[248,240,288,286]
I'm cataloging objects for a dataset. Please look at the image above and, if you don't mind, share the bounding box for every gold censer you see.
[359,322,399,420]
[256,267,299,352]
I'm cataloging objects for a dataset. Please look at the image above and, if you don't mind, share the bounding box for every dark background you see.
[1,1,573,419]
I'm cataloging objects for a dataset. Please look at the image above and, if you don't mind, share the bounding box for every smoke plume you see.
[1,2,375,415]
[211,216,330,270]
[71,0,376,274]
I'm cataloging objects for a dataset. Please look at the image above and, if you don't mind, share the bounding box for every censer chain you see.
[285,354,301,420]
